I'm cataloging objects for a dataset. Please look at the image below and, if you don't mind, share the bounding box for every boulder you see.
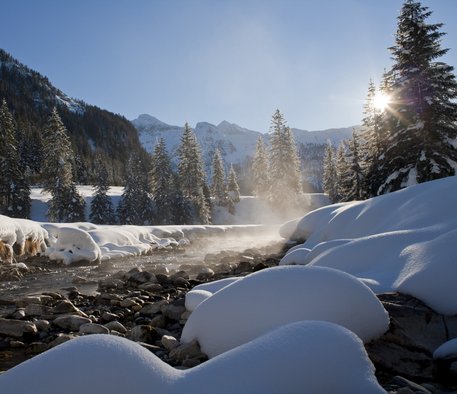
[0,318,37,338]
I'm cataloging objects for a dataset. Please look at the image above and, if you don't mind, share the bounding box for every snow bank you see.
[0,322,385,394]
[279,176,457,315]
[181,266,389,357]
[433,338,457,360]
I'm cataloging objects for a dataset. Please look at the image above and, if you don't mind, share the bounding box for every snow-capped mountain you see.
[132,114,356,190]
[133,114,354,162]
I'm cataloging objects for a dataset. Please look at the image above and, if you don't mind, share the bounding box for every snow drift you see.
[181,265,389,358]
[279,176,457,315]
[0,321,385,394]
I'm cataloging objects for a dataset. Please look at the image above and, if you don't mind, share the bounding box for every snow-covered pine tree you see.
[0,99,31,218]
[177,122,210,224]
[211,148,228,207]
[90,155,115,224]
[346,130,364,201]
[268,109,302,208]
[322,141,338,203]
[226,164,240,215]
[251,136,270,199]
[117,156,152,225]
[150,138,175,225]
[335,141,351,202]
[41,108,85,222]
[378,0,457,194]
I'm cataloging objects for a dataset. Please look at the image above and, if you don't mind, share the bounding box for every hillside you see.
[0,49,147,184]
[132,114,356,191]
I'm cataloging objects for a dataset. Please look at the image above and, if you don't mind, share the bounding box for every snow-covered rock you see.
[279,176,457,315]
[181,266,389,358]
[0,321,385,394]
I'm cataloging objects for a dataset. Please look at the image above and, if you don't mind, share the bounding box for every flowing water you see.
[0,225,284,304]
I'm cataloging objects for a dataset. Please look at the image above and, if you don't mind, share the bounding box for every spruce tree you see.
[117,156,152,225]
[268,109,302,208]
[90,155,115,224]
[251,136,270,199]
[0,99,31,218]
[177,122,210,224]
[150,138,175,224]
[322,141,338,203]
[211,148,228,206]
[227,164,240,203]
[335,142,351,202]
[41,108,85,222]
[346,131,364,201]
[378,0,457,194]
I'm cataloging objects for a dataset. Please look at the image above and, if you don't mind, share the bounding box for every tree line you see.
[323,0,457,203]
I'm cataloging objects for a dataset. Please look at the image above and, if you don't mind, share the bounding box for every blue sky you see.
[1,0,456,131]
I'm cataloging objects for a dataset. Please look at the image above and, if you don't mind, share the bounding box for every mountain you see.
[132,114,356,191]
[0,49,147,184]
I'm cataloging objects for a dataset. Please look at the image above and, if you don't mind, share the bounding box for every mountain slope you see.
[0,48,147,184]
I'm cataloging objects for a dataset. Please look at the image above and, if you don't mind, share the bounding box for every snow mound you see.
[0,322,385,394]
[279,176,457,314]
[433,338,457,360]
[44,226,101,265]
[181,266,389,357]
[185,277,240,312]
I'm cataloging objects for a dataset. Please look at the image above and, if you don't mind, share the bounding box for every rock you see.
[16,295,53,307]
[24,303,53,317]
[129,325,159,343]
[196,267,214,281]
[181,358,202,368]
[9,340,25,348]
[53,315,92,331]
[149,315,166,329]
[120,298,140,308]
[173,277,190,287]
[169,339,206,362]
[126,268,157,285]
[52,300,87,317]
[79,323,110,335]
[25,341,49,355]
[11,308,26,320]
[391,376,433,393]
[140,301,168,317]
[0,318,37,338]
[138,282,163,292]
[155,273,169,284]
[233,261,253,274]
[34,319,50,332]
[162,304,186,322]
[170,271,189,281]
[101,311,119,323]
[104,321,127,334]
[367,293,457,382]
[49,334,75,348]
[161,335,180,351]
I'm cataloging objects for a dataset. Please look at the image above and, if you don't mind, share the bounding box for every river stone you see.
[0,318,37,338]
[140,300,168,317]
[169,339,206,362]
[161,335,180,351]
[149,314,166,328]
[120,298,140,308]
[12,308,26,320]
[196,267,214,281]
[170,271,189,281]
[104,320,127,334]
[34,319,50,332]
[16,295,53,307]
[162,304,186,322]
[49,334,76,348]
[25,303,53,317]
[129,325,159,343]
[52,300,87,317]
[25,341,49,355]
[138,282,163,292]
[101,311,119,323]
[173,277,190,287]
[79,323,110,335]
[126,269,157,285]
[53,315,92,331]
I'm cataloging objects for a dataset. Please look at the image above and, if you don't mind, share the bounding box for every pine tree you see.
[41,108,85,222]
[90,155,115,224]
[150,138,175,225]
[335,142,351,202]
[177,122,210,224]
[268,109,302,208]
[346,131,364,201]
[322,141,338,203]
[117,156,152,225]
[251,136,270,199]
[211,148,228,206]
[171,174,192,224]
[378,0,457,194]
[0,99,31,218]
[227,164,240,203]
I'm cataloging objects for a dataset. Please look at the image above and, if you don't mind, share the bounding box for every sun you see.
[373,91,390,112]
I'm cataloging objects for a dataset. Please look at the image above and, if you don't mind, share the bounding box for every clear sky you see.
[1,0,457,132]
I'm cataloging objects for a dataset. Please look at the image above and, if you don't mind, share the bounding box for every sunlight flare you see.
[373,91,390,112]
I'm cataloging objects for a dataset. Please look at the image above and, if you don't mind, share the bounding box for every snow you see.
[279,176,457,315]
[181,265,389,358]
[0,321,385,394]
[433,338,457,360]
